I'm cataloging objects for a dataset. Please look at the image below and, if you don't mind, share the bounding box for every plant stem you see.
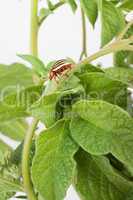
[22,1,39,200]
[79,8,87,60]
[30,0,38,56]
[77,36,133,67]
[22,119,38,200]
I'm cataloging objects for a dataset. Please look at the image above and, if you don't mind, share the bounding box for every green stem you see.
[22,119,38,200]
[79,8,87,60]
[77,37,133,67]
[30,0,38,56]
[22,1,39,200]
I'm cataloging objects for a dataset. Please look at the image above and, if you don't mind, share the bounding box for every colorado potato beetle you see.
[49,59,73,81]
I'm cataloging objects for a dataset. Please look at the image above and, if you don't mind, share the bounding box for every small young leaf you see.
[80,0,98,27]
[38,8,52,24]
[67,0,77,12]
[32,120,78,200]
[47,0,54,10]
[18,54,46,76]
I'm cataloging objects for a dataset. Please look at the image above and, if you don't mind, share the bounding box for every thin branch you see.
[79,7,87,60]
[75,35,133,69]
[22,118,38,200]
[39,1,65,27]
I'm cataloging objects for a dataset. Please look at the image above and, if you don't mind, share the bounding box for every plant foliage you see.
[0,0,133,200]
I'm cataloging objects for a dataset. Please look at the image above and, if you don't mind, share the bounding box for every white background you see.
[0,0,113,199]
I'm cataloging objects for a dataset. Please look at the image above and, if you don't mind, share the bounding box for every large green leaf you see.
[0,119,27,141]
[80,0,98,26]
[32,120,78,200]
[0,103,28,122]
[0,63,33,92]
[105,67,133,85]
[79,72,128,109]
[70,100,133,168]
[75,150,133,200]
[0,85,42,124]
[4,85,42,109]
[101,0,125,46]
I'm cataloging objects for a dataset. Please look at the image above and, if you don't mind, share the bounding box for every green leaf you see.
[18,54,46,77]
[74,63,104,77]
[32,120,78,200]
[0,103,28,122]
[0,63,33,92]
[113,51,129,68]
[0,85,42,124]
[0,176,22,193]
[38,8,52,24]
[113,26,133,67]
[70,100,133,168]
[119,0,133,11]
[30,92,61,127]
[101,0,125,46]
[80,0,98,26]
[10,140,35,166]
[30,86,84,127]
[58,74,82,91]
[0,140,11,162]
[67,0,77,12]
[0,119,28,141]
[4,85,43,108]
[79,72,128,109]
[75,150,133,200]
[105,67,133,85]
[56,86,85,121]
[0,156,23,196]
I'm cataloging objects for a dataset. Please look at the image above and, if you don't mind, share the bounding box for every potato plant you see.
[0,0,133,200]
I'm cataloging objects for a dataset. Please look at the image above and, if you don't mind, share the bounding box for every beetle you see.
[49,59,73,81]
